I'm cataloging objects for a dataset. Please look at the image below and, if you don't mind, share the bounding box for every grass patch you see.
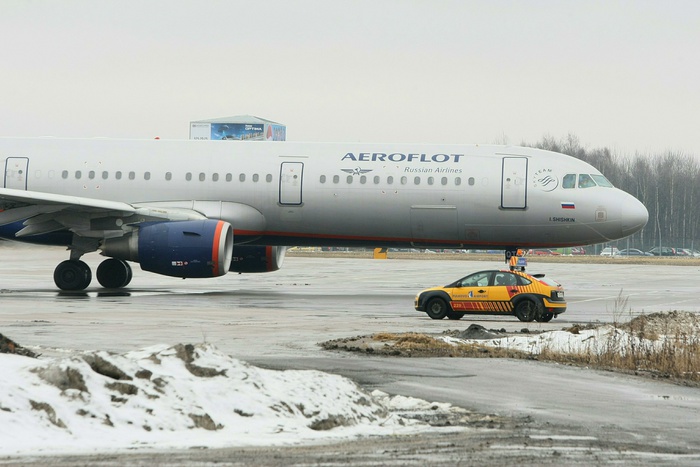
[536,312,700,382]
[323,312,700,385]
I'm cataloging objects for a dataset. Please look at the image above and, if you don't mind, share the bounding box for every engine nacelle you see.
[102,220,233,278]
[229,245,286,273]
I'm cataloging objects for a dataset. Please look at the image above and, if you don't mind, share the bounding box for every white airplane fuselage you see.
[0,138,648,290]
[1,138,646,247]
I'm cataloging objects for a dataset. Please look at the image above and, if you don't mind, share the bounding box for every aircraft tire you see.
[54,260,92,291]
[97,259,133,289]
[514,299,537,322]
[425,298,449,320]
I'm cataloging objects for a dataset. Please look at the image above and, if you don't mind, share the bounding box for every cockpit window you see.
[562,174,576,189]
[578,174,596,188]
[590,174,613,187]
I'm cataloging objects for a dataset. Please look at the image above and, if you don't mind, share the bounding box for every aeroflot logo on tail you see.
[341,152,464,163]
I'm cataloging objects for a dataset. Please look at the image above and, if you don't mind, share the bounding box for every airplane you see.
[0,138,649,291]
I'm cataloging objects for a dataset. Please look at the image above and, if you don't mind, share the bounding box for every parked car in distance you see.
[618,248,653,257]
[527,249,560,256]
[600,247,620,256]
[570,247,586,255]
[648,247,677,256]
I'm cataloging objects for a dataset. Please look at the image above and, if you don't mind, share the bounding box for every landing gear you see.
[96,259,133,289]
[54,260,92,291]
[53,258,132,290]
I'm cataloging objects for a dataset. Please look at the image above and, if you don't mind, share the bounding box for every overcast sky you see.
[1,1,698,155]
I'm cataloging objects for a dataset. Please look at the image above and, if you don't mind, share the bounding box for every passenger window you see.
[387,176,394,185]
[266,174,272,182]
[186,172,192,181]
[199,173,205,182]
[115,171,122,180]
[495,273,518,286]
[129,171,135,180]
[455,177,462,186]
[239,174,245,182]
[253,174,259,182]
[460,272,491,287]
[212,173,219,182]
[165,172,172,181]
[75,171,82,179]
[346,175,353,184]
[62,170,68,179]
[88,171,95,179]
[360,175,367,184]
[400,176,407,185]
[144,172,151,180]
[441,177,448,186]
[226,173,232,182]
[320,175,326,183]
[468,177,475,186]
[333,175,339,184]
[373,176,380,184]
[578,174,596,188]
[495,273,507,286]
[562,174,576,189]
[427,177,434,185]
[102,171,108,180]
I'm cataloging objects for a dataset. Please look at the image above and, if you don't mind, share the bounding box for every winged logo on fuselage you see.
[341,167,373,176]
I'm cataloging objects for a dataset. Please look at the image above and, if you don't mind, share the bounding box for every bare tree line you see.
[526,134,699,251]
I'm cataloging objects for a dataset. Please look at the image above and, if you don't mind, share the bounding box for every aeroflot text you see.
[342,153,463,163]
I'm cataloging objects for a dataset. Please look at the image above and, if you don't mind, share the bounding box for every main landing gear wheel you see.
[54,260,92,291]
[96,259,133,289]
[514,300,538,322]
[425,298,449,320]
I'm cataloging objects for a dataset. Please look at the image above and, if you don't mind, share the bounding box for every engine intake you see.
[102,220,233,278]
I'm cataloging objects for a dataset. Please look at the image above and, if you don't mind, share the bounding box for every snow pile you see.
[440,325,659,355]
[0,343,444,456]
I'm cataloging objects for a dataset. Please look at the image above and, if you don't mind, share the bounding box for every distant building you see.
[189,115,286,141]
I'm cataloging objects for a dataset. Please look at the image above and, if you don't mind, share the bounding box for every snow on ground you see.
[440,325,658,355]
[0,343,461,457]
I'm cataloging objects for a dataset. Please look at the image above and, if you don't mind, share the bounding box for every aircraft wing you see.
[0,187,206,239]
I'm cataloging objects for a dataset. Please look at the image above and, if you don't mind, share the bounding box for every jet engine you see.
[102,220,233,278]
[229,245,286,273]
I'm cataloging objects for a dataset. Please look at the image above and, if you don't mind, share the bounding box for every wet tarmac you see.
[3,243,700,464]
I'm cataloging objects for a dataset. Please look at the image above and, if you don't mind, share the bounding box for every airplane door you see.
[279,162,304,205]
[501,157,528,209]
[4,157,29,190]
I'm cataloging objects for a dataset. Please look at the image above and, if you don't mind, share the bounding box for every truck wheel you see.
[425,298,449,320]
[515,300,537,322]
[536,312,554,322]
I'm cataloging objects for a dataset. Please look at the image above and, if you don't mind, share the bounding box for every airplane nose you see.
[620,194,649,237]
